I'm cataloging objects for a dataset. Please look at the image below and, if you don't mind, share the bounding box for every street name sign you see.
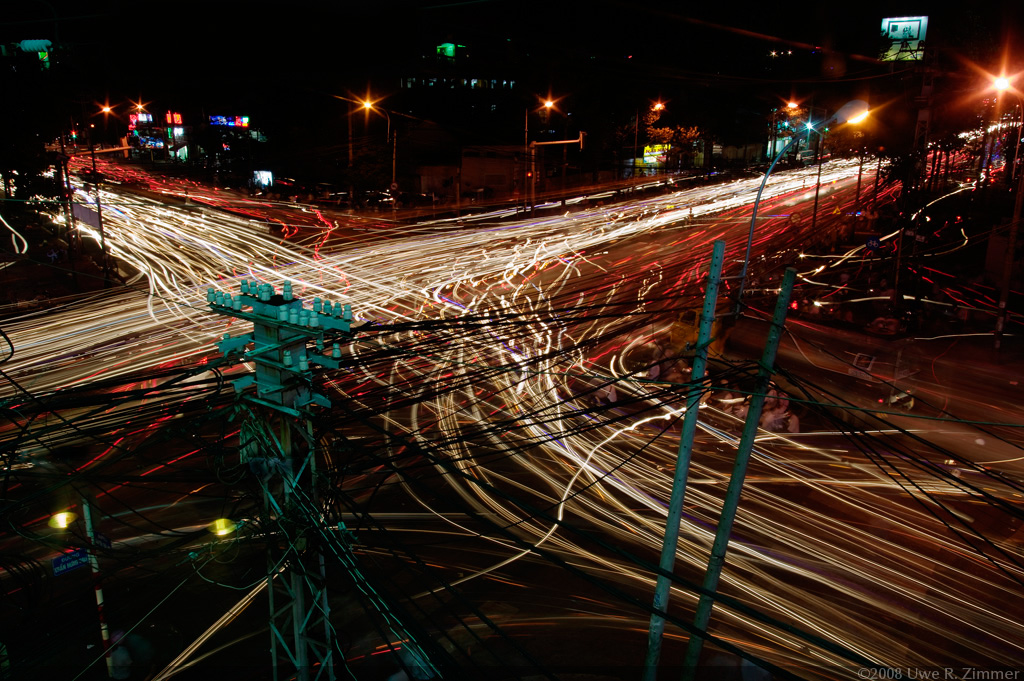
[52,548,89,576]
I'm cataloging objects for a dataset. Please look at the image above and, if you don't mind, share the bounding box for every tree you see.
[766,105,808,159]
[647,125,704,169]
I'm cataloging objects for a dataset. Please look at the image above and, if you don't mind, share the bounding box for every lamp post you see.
[735,100,869,313]
[994,76,1024,184]
[632,101,665,180]
[524,100,555,216]
[334,93,399,210]
[992,76,1024,353]
[362,100,396,208]
[807,119,827,233]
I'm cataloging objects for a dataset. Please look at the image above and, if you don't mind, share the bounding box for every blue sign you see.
[93,533,111,550]
[52,549,89,576]
[865,237,881,251]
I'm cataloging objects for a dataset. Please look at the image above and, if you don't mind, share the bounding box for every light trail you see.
[3,158,1023,677]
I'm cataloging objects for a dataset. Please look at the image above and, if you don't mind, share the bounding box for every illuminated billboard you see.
[210,115,250,127]
[880,16,928,61]
[643,144,670,165]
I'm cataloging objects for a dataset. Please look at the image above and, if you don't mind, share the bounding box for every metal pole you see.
[83,498,114,678]
[995,168,1024,353]
[1012,99,1024,184]
[634,108,639,179]
[643,240,725,681]
[529,141,536,216]
[810,153,823,232]
[681,268,797,676]
[524,108,529,213]
[872,154,882,209]
[89,134,111,287]
[348,104,355,210]
[855,148,865,214]
[735,135,799,312]
[57,131,80,288]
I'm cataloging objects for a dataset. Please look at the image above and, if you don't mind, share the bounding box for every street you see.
[2,159,1023,680]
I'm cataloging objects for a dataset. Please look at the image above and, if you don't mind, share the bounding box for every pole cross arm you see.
[531,131,586,150]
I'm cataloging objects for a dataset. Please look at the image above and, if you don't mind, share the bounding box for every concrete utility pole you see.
[643,240,725,680]
[88,130,111,287]
[681,268,797,677]
[209,281,355,681]
[82,498,114,678]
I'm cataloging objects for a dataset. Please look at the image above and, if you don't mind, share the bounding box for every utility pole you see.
[88,129,111,287]
[810,152,824,233]
[643,240,725,680]
[82,498,114,678]
[57,129,79,287]
[209,281,355,681]
[681,268,797,677]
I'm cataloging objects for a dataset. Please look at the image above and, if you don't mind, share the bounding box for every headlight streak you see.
[7,160,1024,674]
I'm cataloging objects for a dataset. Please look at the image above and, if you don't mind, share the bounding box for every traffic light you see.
[18,39,51,69]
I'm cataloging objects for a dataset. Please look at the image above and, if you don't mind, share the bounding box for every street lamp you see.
[524,98,559,215]
[362,100,396,194]
[735,100,869,311]
[993,76,1024,352]
[48,510,77,529]
[994,75,1024,183]
[633,101,666,179]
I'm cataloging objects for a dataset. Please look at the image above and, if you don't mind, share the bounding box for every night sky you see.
[6,1,1020,95]
[3,0,1023,149]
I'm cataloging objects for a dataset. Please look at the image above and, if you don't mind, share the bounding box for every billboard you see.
[210,115,250,127]
[643,144,670,165]
[880,16,928,61]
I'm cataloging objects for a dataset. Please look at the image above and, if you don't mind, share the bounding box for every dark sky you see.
[4,0,1022,140]
[8,1,1020,94]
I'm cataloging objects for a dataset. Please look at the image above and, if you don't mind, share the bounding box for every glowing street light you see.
[48,510,76,529]
[209,518,238,536]
[847,109,870,125]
